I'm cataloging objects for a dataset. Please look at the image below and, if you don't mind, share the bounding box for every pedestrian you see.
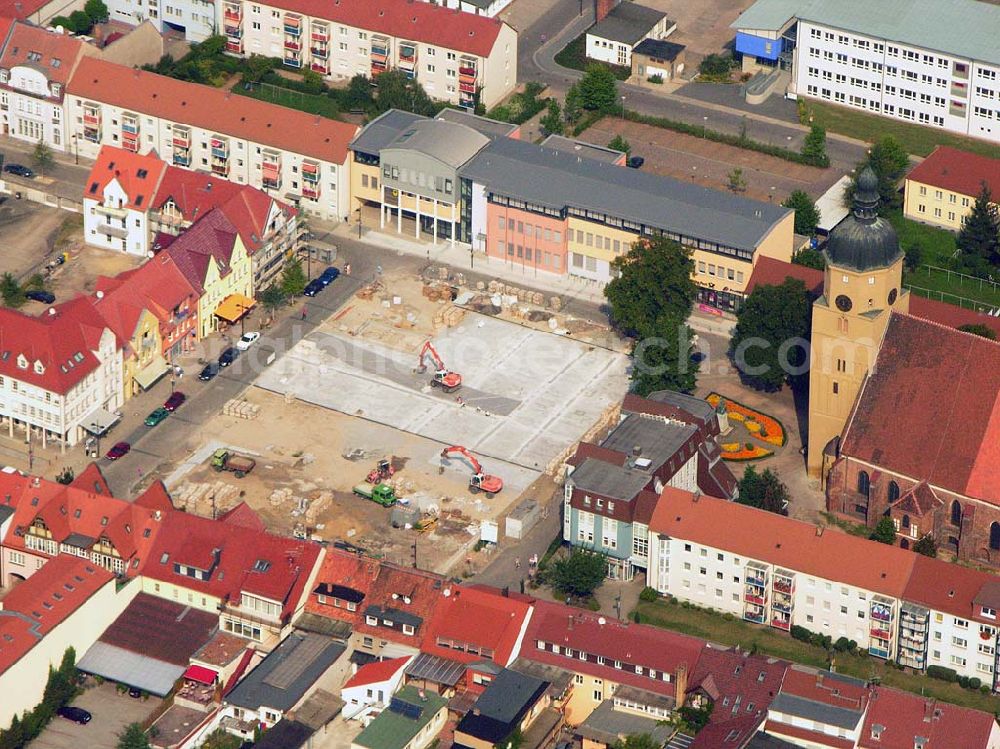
[515,557,521,570]
[301,305,307,320]
[344,263,351,276]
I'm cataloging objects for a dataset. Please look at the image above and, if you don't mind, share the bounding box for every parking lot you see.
[31,682,162,749]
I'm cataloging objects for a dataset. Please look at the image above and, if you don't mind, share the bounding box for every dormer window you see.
[0,70,7,82]
[33,361,44,374]
[365,615,378,626]
[402,623,415,636]
[27,51,41,62]
[982,607,996,619]
[17,354,27,369]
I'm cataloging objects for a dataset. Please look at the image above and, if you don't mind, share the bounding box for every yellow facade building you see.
[903,146,1000,232]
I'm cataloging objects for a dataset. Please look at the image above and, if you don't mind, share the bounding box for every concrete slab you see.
[255,314,629,477]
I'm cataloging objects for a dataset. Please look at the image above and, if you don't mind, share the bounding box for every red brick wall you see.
[595,0,619,23]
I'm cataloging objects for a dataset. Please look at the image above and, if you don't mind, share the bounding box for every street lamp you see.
[620,95,626,120]
[357,207,363,239]
[71,134,79,165]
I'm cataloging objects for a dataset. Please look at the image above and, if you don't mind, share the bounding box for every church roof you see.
[824,167,902,272]
[841,313,1000,502]
[889,481,944,517]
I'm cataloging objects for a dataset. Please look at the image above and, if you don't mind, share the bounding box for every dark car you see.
[57,706,91,725]
[25,289,55,304]
[144,406,169,427]
[303,279,324,297]
[128,687,142,699]
[218,347,239,367]
[105,441,131,460]
[318,267,340,285]
[3,163,34,178]
[163,391,186,411]
[627,156,645,169]
[198,362,220,381]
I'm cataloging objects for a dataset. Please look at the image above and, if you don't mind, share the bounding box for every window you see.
[951,500,962,526]
[991,522,1000,551]
[857,470,870,498]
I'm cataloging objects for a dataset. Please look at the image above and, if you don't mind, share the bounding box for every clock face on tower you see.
[835,294,853,312]
[888,288,898,305]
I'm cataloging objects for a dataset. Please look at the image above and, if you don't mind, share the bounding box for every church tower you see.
[807,167,908,477]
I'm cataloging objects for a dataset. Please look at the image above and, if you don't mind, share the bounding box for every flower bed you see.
[721,444,774,461]
[707,393,787,447]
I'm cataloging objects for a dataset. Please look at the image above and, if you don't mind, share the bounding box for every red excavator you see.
[366,458,395,484]
[441,446,504,496]
[416,341,462,392]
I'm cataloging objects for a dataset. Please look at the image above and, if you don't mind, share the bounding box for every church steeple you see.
[824,166,902,273]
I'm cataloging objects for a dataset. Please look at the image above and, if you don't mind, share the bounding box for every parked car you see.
[198,362,220,381]
[57,707,91,724]
[163,391,186,411]
[303,279,324,297]
[105,441,131,460]
[236,331,260,351]
[318,266,340,285]
[218,347,239,367]
[128,687,142,699]
[144,406,169,427]
[627,156,645,169]
[25,289,55,303]
[3,163,34,178]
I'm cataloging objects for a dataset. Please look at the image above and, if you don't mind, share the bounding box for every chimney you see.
[632,445,642,457]
[675,663,689,707]
[594,0,619,23]
[923,699,936,723]
[568,614,574,631]
[816,526,825,537]
[501,586,509,597]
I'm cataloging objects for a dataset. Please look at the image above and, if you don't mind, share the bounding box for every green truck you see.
[353,483,398,507]
[211,448,256,478]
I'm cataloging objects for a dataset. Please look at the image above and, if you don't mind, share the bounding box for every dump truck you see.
[353,482,398,507]
[210,448,256,478]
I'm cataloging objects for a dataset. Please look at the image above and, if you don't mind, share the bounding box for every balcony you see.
[226,39,243,53]
[311,62,329,74]
[311,46,328,59]
[284,18,301,36]
[771,617,791,631]
[459,65,477,79]
[285,55,301,68]
[225,25,242,38]
[744,592,766,606]
[97,223,128,239]
[83,112,101,125]
[122,120,139,134]
[311,27,328,42]
[223,6,240,21]
[744,609,766,624]
[173,152,190,167]
[870,626,891,640]
[211,162,230,177]
[284,38,301,51]
[869,644,890,659]
[172,132,190,148]
[459,81,477,94]
[302,184,320,200]
[772,599,792,614]
[96,202,127,218]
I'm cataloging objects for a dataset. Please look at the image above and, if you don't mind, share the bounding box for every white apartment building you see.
[83,147,167,254]
[0,302,123,450]
[66,57,359,222]
[733,0,1000,144]
[219,0,517,110]
[105,0,216,41]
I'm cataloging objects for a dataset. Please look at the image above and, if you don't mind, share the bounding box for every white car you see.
[236,331,261,351]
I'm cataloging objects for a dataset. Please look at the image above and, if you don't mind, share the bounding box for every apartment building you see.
[733,0,1000,144]
[84,147,167,255]
[105,0,216,41]
[67,57,358,222]
[904,146,1000,231]
[219,0,517,109]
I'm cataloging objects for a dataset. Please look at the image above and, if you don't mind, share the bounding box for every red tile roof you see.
[343,656,410,689]
[906,146,1000,200]
[218,501,267,532]
[0,555,113,673]
[97,592,218,665]
[649,488,917,598]
[68,58,358,164]
[353,563,446,645]
[165,208,241,295]
[259,0,506,57]
[859,688,1000,749]
[779,666,868,710]
[0,22,90,89]
[566,441,627,468]
[305,550,382,626]
[764,720,855,749]
[422,585,531,666]
[900,554,999,626]
[85,146,167,211]
[70,463,110,495]
[745,256,823,296]
[842,313,1000,502]
[521,598,704,699]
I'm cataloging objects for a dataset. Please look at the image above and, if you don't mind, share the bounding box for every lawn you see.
[803,100,1000,159]
[235,82,341,120]
[635,598,1000,712]
[554,32,631,81]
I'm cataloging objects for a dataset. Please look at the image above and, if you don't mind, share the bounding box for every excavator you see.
[441,446,504,496]
[416,341,462,393]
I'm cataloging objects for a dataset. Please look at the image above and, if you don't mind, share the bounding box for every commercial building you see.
[586,3,672,69]
[732,0,1000,144]
[903,146,1000,231]
[219,0,517,110]
[67,57,359,221]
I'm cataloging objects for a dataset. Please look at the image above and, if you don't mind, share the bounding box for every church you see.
[775,167,1000,567]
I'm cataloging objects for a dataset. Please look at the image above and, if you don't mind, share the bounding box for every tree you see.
[68,9,93,33]
[32,140,54,174]
[913,534,938,557]
[845,135,909,211]
[612,735,661,749]
[55,468,75,485]
[729,278,811,391]
[116,723,151,749]
[260,283,287,317]
[793,248,825,270]
[959,323,997,340]
[699,53,734,78]
[727,167,747,193]
[607,134,631,155]
[371,69,436,116]
[84,0,109,23]
[957,183,1000,273]
[737,466,790,514]
[904,242,923,272]
[578,64,617,111]
[50,15,74,30]
[200,729,243,749]
[549,549,606,599]
[243,54,277,84]
[0,273,25,308]
[563,83,582,125]
[280,257,307,297]
[782,190,821,236]
[539,99,563,135]
[344,74,375,112]
[801,124,828,166]
[300,68,325,94]
[870,517,897,545]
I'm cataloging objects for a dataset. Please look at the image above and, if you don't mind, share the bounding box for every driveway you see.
[31,682,162,749]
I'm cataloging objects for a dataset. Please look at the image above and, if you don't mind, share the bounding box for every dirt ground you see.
[582,119,843,204]
[0,202,70,280]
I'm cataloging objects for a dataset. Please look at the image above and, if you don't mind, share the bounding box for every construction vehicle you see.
[210,448,256,478]
[353,483,398,507]
[441,446,504,496]
[366,458,395,484]
[416,341,462,392]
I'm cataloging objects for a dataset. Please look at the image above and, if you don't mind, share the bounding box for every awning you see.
[81,407,121,435]
[78,641,184,696]
[183,664,218,685]
[215,293,256,323]
[133,355,169,391]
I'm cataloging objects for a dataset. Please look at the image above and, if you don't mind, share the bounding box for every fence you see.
[904,283,999,313]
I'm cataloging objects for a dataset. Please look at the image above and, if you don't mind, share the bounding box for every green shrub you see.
[647,74,664,84]
[926,665,958,682]
[969,677,982,690]
[790,625,812,643]
[639,586,658,603]
[586,598,601,611]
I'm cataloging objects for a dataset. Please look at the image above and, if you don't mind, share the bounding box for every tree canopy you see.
[578,64,618,110]
[913,534,938,558]
[607,134,631,155]
[870,517,897,545]
[540,99,563,135]
[116,723,151,749]
[280,257,307,297]
[729,278,811,391]
[783,190,821,236]
[956,182,1000,276]
[549,550,606,599]
[958,323,997,340]
[792,248,825,270]
[32,140,54,174]
[371,70,438,116]
[845,135,909,212]
[801,124,828,167]
[737,466,789,514]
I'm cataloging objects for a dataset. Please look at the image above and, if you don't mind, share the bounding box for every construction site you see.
[163,266,630,573]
